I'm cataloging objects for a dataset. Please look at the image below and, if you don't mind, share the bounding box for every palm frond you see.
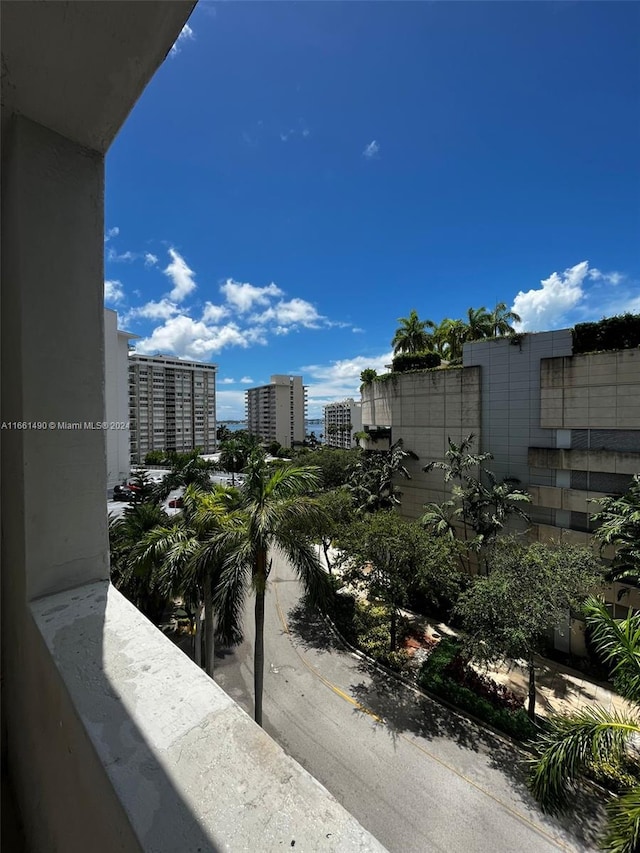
[584,597,640,703]
[603,785,640,853]
[529,706,640,812]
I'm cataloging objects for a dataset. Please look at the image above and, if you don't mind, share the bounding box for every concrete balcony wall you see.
[22,581,387,853]
[541,350,640,429]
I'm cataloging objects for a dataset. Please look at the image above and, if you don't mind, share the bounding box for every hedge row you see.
[392,350,442,372]
[573,313,640,354]
[417,638,537,741]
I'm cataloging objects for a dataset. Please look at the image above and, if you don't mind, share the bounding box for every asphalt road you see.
[213,550,605,853]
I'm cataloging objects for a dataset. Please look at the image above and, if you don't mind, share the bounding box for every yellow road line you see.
[272,575,575,853]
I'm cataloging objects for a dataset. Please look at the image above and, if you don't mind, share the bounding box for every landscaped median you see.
[327,587,541,743]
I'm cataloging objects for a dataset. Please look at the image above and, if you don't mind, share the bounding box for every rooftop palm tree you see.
[464,306,493,342]
[214,451,331,726]
[529,597,640,853]
[433,317,467,362]
[489,302,521,337]
[392,309,435,355]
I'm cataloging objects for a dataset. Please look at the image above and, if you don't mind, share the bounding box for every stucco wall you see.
[540,350,640,430]
[361,368,482,520]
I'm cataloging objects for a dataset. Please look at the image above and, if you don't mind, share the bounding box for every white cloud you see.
[251,298,324,329]
[220,279,283,313]
[127,299,179,321]
[302,128,310,138]
[240,376,253,384]
[511,261,636,332]
[511,262,589,331]
[144,253,158,267]
[363,140,380,160]
[135,315,263,360]
[301,351,394,418]
[170,23,194,57]
[164,248,197,302]
[352,327,365,333]
[220,378,236,385]
[104,280,124,304]
[215,390,247,417]
[202,302,229,323]
[107,247,137,263]
[104,227,119,243]
[588,268,624,286]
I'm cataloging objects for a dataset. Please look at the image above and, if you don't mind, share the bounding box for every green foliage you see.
[417,638,537,740]
[294,447,359,489]
[144,450,166,465]
[455,539,605,667]
[421,434,531,573]
[391,309,435,355]
[590,474,640,582]
[348,439,418,514]
[572,313,640,355]
[391,350,441,372]
[334,511,460,650]
[359,368,378,389]
[337,599,410,671]
[528,598,640,853]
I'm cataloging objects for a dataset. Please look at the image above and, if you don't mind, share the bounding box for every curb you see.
[318,607,540,756]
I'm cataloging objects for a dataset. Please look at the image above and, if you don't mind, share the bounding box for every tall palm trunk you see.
[253,548,268,726]
[204,574,215,678]
[194,603,204,668]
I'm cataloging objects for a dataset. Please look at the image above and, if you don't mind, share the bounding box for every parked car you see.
[168,496,184,509]
[112,484,134,501]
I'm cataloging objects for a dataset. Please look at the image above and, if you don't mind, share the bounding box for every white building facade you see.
[246,374,307,448]
[104,308,134,488]
[129,354,217,461]
[324,398,362,449]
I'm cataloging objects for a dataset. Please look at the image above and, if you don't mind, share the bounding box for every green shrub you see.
[392,351,442,372]
[418,637,537,740]
[573,313,640,354]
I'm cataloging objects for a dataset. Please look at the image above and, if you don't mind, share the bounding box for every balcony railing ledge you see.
[31,581,387,852]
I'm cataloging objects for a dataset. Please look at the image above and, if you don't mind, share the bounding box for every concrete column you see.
[1,115,108,601]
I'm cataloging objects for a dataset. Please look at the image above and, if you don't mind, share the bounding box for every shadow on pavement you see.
[287,598,607,851]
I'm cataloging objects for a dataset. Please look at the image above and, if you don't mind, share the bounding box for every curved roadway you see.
[213,550,604,853]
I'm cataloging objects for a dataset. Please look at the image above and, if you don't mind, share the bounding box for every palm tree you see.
[464,306,493,342]
[155,453,214,502]
[433,317,467,362]
[218,437,251,486]
[349,439,418,514]
[215,451,331,726]
[529,597,640,853]
[109,501,172,622]
[130,485,243,676]
[590,474,640,583]
[489,302,521,337]
[392,309,435,355]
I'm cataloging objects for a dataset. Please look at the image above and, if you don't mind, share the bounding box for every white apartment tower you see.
[246,374,307,449]
[324,398,362,449]
[129,354,217,461]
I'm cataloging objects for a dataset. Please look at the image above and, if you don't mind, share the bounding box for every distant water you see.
[222,420,323,434]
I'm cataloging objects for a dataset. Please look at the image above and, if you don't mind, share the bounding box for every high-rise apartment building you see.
[129,354,217,461]
[246,375,307,449]
[324,398,362,449]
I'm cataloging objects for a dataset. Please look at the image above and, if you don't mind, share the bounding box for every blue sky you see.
[105,1,640,420]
